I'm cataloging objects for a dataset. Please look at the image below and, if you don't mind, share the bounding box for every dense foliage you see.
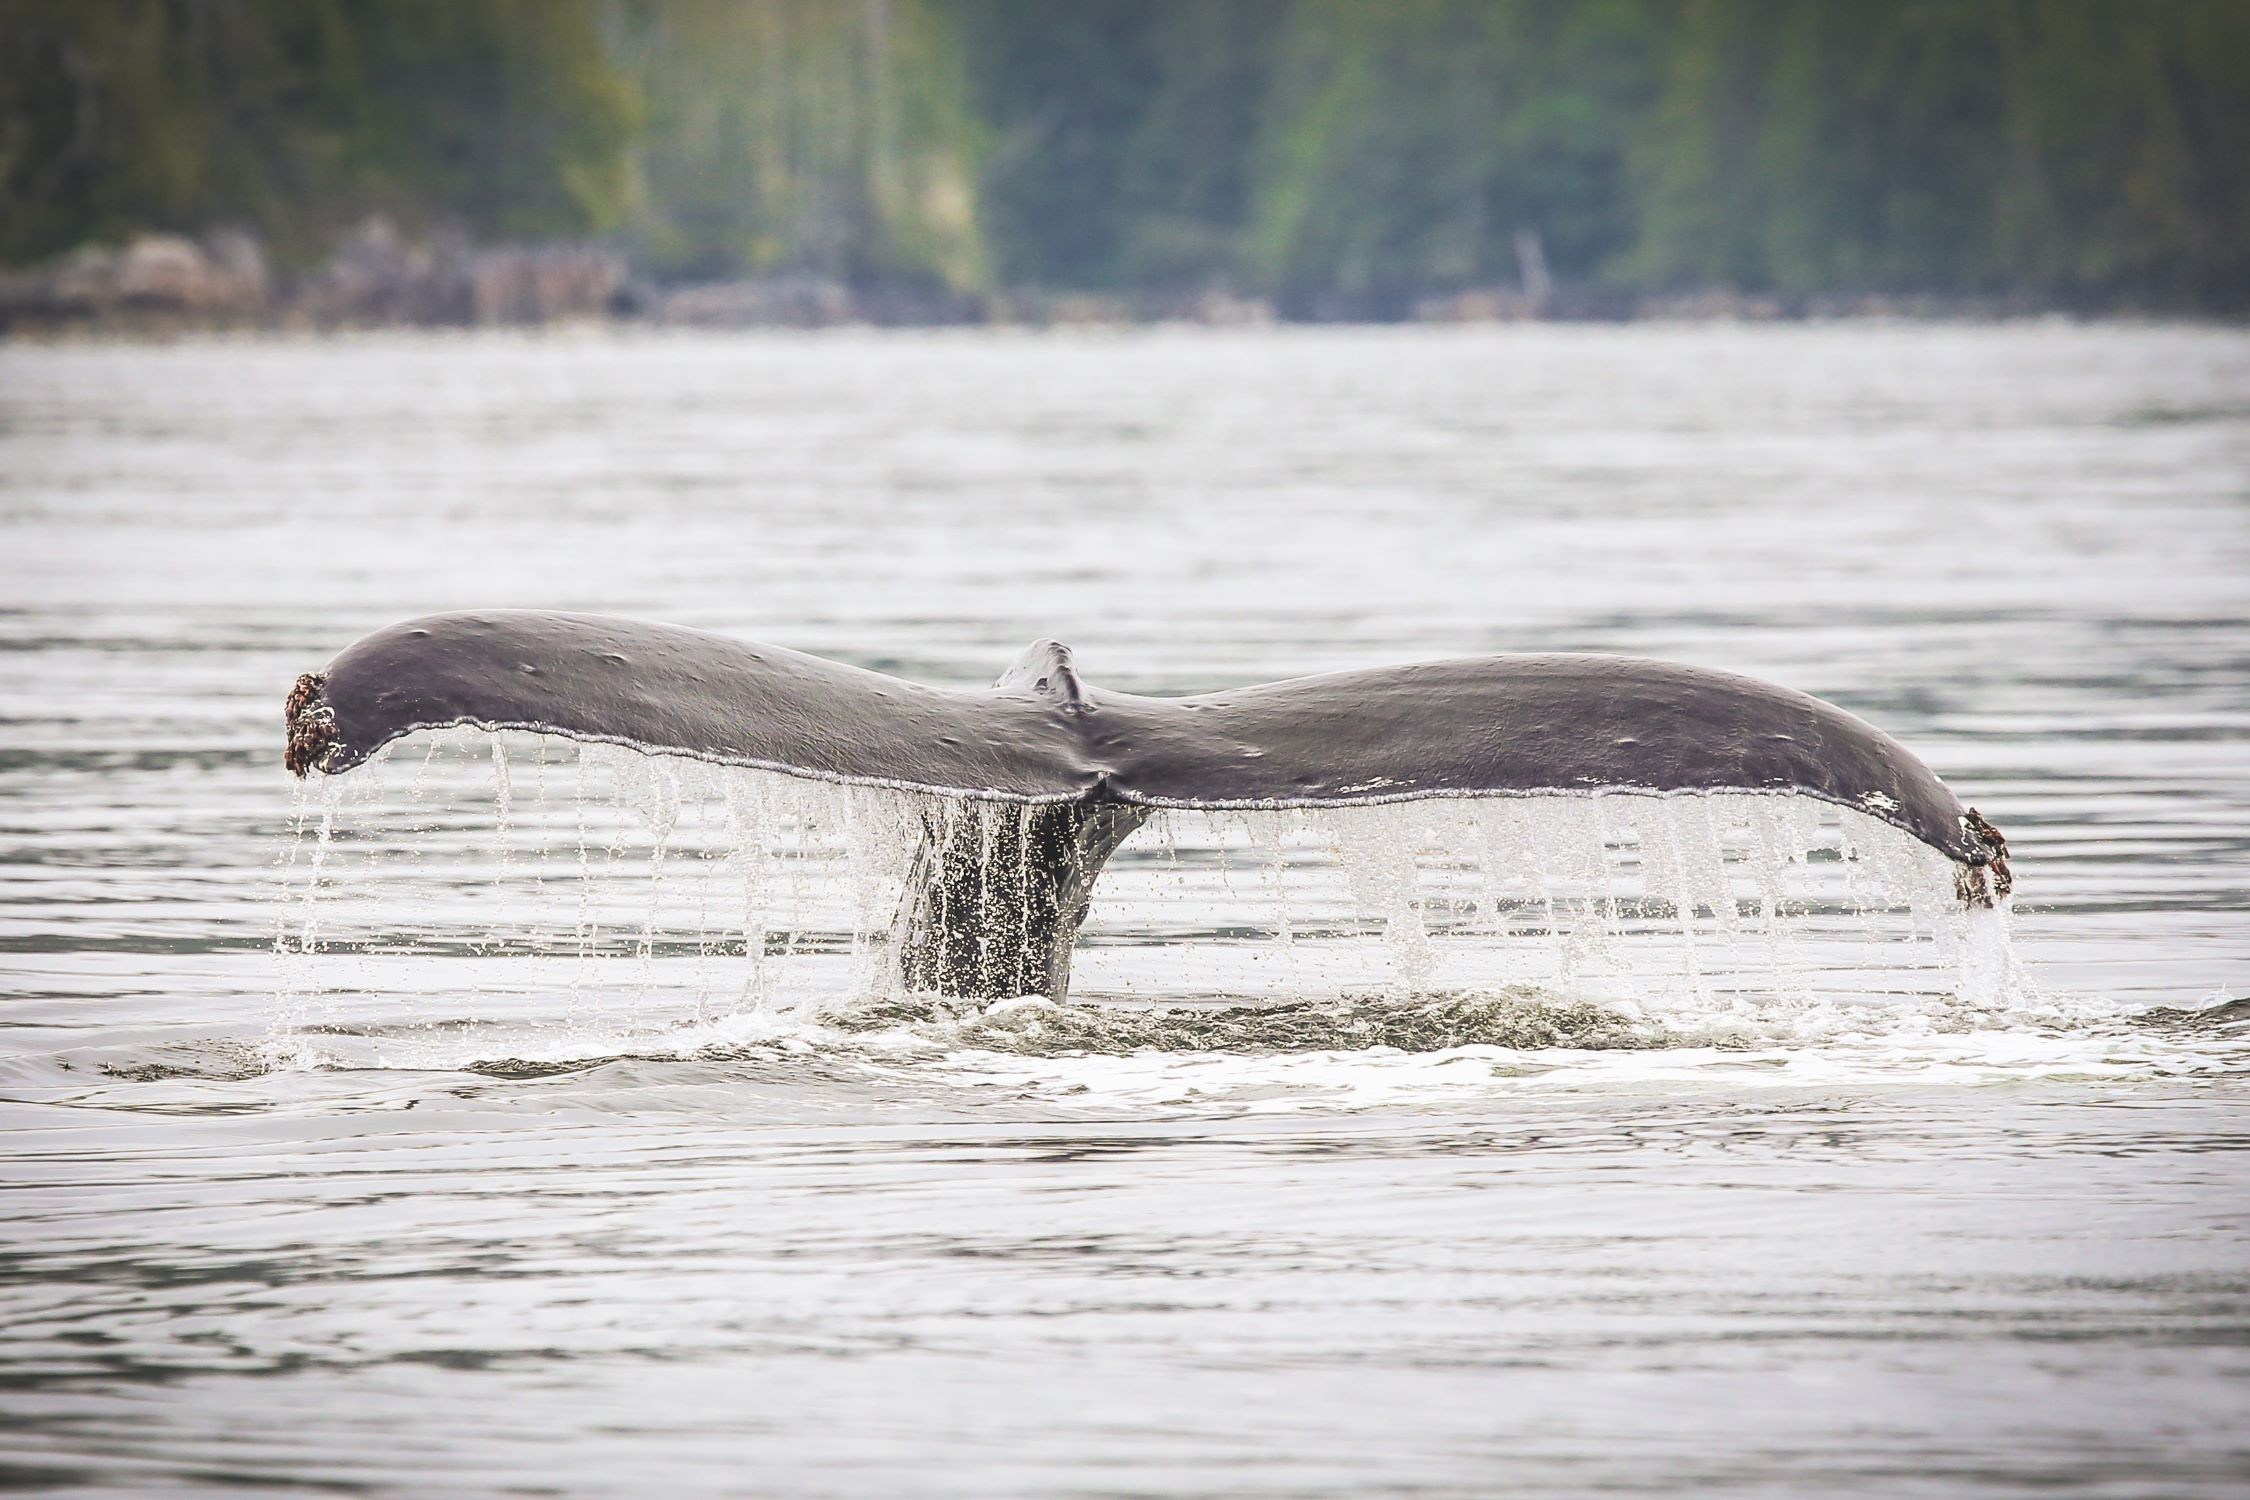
[4,0,2244,309]
[0,0,636,265]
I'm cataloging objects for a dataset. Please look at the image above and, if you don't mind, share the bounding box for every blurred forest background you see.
[2,0,2246,322]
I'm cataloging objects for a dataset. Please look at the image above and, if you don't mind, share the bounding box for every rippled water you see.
[4,324,2248,1495]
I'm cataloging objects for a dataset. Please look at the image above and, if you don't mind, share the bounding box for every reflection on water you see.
[3,324,2248,1496]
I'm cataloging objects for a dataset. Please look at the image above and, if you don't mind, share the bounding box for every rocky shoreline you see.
[0,221,2118,337]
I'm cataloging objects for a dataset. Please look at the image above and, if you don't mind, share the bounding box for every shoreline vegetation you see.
[8,221,2175,338]
[4,2,2245,336]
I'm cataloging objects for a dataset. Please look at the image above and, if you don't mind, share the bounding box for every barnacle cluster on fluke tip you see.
[283,672,336,777]
[1956,806,2013,907]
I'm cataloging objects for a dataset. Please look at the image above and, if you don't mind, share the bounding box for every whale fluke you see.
[285,610,2009,997]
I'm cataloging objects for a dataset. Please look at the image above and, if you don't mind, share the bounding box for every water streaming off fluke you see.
[271,728,2026,1071]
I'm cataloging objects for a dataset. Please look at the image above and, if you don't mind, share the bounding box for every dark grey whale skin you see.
[290,611,2002,998]
[300,610,1987,863]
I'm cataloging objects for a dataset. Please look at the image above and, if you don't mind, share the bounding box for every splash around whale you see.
[283,610,2011,1001]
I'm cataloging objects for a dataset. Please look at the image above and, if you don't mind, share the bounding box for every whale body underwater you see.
[284,610,2011,1001]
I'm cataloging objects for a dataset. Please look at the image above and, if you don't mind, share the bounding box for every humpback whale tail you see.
[283,611,2010,1000]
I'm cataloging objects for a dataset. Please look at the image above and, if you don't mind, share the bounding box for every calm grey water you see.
[3,324,2248,1496]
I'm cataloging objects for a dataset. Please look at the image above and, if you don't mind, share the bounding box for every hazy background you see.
[4,0,2247,321]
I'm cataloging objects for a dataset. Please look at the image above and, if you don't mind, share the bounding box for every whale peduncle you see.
[891,797,1149,1001]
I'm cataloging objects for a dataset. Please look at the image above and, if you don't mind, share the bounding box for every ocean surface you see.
[3,323,2247,1496]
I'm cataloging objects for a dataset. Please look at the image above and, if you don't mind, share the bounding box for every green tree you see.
[951,0,1164,288]
[1625,0,2250,308]
[1250,0,1659,314]
[1111,0,1289,289]
[615,0,986,290]
[0,0,635,266]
